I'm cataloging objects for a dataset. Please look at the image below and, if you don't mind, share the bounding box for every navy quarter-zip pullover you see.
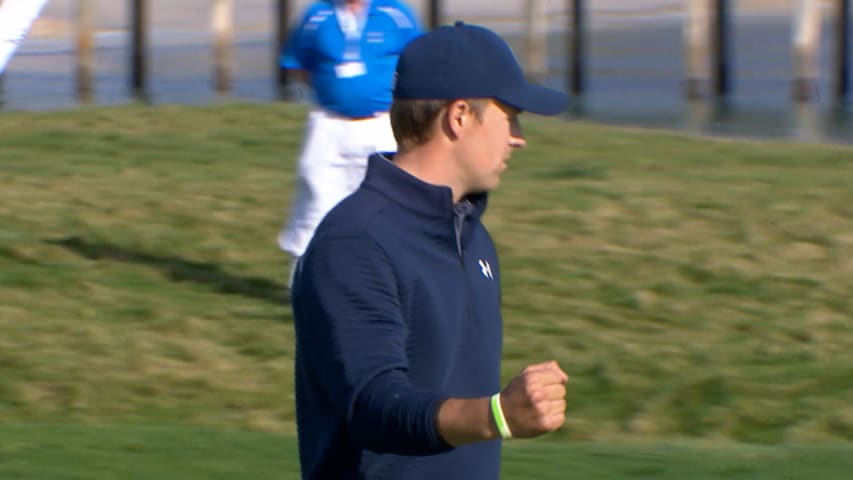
[292,153,504,479]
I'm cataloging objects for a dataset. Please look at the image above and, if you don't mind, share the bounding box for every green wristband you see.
[490,393,513,439]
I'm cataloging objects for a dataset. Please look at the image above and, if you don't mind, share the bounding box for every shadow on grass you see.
[47,236,290,306]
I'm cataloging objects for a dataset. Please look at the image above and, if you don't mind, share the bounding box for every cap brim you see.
[498,84,569,116]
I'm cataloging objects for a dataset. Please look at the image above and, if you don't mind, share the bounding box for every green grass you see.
[2,103,853,477]
[1,425,851,479]
[0,424,296,480]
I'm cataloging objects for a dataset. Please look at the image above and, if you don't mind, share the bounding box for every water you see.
[1,15,851,145]
[0,31,279,110]
[562,16,853,145]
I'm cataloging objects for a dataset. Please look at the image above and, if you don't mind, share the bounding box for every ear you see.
[443,100,471,140]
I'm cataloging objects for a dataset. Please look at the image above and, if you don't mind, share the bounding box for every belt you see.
[350,114,383,120]
[317,108,387,121]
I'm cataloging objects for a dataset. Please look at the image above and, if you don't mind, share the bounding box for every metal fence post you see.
[76,0,94,104]
[130,0,148,101]
[712,0,731,99]
[275,0,292,99]
[428,0,442,30]
[567,0,585,98]
[836,0,851,102]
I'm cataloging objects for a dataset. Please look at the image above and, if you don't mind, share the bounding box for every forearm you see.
[436,397,500,446]
[348,372,453,455]
[289,68,310,84]
[351,389,500,452]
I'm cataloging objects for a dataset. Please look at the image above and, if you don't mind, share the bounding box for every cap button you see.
[454,20,465,27]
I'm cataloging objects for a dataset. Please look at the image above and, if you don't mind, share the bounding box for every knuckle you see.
[549,415,565,430]
[529,390,541,403]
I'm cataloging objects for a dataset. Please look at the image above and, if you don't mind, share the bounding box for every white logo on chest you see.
[478,259,493,280]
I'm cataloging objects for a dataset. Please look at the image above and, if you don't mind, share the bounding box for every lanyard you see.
[334,0,371,61]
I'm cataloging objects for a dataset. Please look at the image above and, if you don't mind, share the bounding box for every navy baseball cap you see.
[393,21,569,116]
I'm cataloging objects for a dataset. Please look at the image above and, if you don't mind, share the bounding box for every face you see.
[454,100,526,195]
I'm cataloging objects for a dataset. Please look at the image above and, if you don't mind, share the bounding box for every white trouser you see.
[278,109,397,257]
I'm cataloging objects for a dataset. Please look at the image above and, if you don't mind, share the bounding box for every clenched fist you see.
[500,360,569,438]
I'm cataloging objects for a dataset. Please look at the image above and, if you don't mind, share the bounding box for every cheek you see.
[493,122,511,143]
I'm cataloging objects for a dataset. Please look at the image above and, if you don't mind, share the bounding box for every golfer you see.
[292,21,571,479]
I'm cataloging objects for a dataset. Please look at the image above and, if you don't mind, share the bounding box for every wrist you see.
[437,397,502,446]
[490,392,513,439]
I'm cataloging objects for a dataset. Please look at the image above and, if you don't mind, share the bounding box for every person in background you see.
[277,0,422,288]
[291,21,571,480]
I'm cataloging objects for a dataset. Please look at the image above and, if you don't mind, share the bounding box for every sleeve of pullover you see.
[293,233,453,455]
[279,6,317,70]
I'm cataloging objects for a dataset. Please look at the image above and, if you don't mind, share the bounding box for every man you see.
[292,22,570,480]
[277,0,422,287]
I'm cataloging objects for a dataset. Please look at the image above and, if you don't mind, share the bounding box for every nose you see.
[509,117,526,148]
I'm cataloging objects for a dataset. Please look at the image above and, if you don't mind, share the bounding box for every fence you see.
[0,0,851,108]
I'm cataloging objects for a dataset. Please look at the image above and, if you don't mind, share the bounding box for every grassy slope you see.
[1,103,853,476]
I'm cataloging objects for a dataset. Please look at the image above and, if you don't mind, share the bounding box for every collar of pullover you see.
[364,153,489,221]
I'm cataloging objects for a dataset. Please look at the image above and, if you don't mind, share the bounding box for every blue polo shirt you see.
[292,154,504,479]
[282,0,422,118]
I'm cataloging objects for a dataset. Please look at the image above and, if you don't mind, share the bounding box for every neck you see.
[344,0,364,13]
[393,143,466,204]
